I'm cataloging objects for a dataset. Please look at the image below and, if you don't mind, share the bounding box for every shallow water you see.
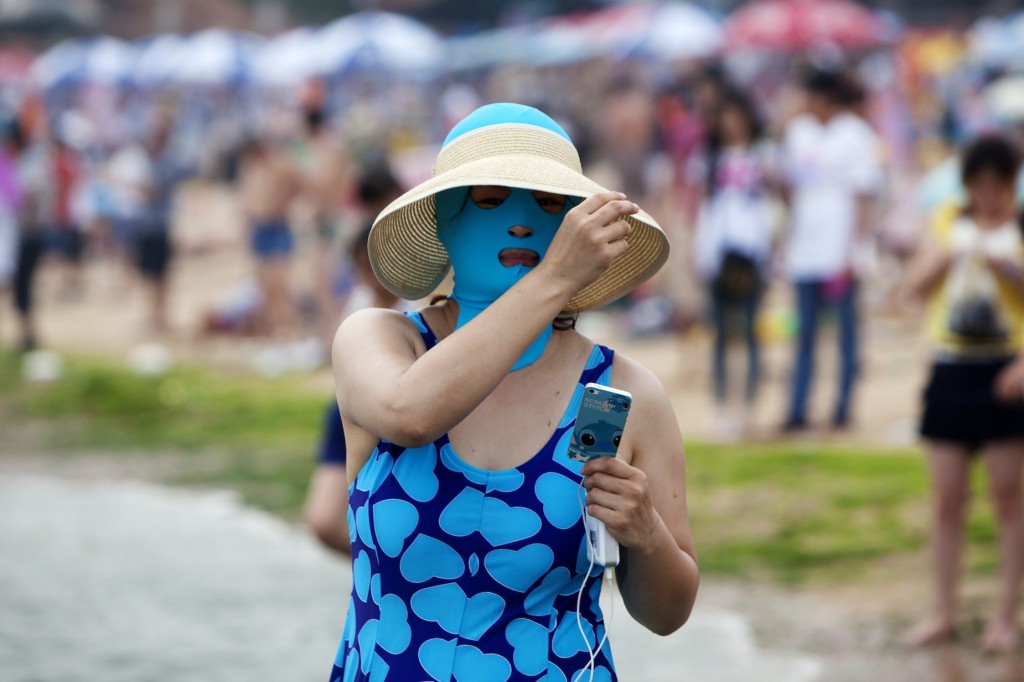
[0,475,821,682]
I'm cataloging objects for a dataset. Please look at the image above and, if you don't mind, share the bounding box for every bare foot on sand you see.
[905,619,957,648]
[981,620,1019,655]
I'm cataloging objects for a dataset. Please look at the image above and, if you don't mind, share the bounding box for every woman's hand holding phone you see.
[582,456,664,555]
[570,383,663,554]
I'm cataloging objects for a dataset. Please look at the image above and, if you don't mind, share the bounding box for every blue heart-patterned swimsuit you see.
[331,311,617,682]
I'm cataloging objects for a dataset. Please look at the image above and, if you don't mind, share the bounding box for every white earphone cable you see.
[572,478,614,682]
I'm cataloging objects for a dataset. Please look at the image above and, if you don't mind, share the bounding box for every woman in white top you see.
[692,93,775,435]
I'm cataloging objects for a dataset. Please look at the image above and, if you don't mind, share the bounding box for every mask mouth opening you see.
[498,248,540,268]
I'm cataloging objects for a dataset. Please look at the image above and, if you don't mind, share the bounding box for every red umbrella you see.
[724,0,890,52]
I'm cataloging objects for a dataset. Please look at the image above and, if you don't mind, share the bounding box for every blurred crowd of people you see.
[0,50,1019,411]
[0,100,191,350]
[0,45,1021,416]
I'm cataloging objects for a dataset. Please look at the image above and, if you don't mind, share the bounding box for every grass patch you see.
[0,350,325,517]
[686,442,1000,584]
[0,350,1003,584]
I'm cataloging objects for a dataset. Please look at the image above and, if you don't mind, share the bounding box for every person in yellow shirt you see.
[905,134,1024,652]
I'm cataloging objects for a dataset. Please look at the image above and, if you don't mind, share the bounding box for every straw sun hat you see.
[368,103,669,312]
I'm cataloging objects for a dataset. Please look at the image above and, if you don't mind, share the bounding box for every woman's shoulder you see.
[609,348,670,405]
[604,345,681,442]
[338,305,412,329]
[333,307,427,356]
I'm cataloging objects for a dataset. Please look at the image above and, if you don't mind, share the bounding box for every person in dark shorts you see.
[12,232,44,350]
[48,229,85,267]
[136,118,189,333]
[136,231,171,281]
[9,122,50,350]
[905,134,1024,652]
[237,137,301,337]
[249,219,293,259]
[304,400,350,554]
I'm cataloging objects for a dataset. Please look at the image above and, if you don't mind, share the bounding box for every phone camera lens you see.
[588,388,597,394]
[622,402,630,410]
[581,432,596,447]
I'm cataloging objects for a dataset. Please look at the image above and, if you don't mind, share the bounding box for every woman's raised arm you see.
[333,191,639,447]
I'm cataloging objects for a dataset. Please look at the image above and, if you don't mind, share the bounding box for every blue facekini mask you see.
[437,186,574,371]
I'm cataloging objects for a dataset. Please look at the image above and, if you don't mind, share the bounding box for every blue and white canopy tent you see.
[314,11,446,79]
[31,36,138,91]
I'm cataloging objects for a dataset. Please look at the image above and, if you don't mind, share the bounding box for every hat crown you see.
[442,103,572,147]
[434,103,581,179]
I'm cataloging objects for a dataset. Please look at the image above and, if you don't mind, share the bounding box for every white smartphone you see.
[567,383,633,463]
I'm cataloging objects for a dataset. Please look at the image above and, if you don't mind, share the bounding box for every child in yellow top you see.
[905,134,1024,652]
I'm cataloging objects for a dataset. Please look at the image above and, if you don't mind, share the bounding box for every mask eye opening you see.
[469,186,511,209]
[532,190,568,215]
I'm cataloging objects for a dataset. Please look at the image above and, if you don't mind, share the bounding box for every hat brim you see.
[369,153,669,313]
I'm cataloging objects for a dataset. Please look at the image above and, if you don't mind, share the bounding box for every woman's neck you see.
[438,298,459,339]
[375,292,400,310]
[434,296,562,371]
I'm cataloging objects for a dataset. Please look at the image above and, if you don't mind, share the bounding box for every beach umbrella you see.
[32,37,138,90]
[527,4,670,65]
[446,26,532,70]
[253,27,321,87]
[448,3,720,69]
[629,2,723,60]
[315,11,445,77]
[133,34,187,87]
[31,39,85,90]
[84,37,137,85]
[968,12,1024,68]
[449,9,622,69]
[530,13,612,65]
[723,0,891,52]
[172,29,264,86]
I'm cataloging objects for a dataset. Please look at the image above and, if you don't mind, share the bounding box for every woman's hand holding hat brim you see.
[534,191,639,298]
